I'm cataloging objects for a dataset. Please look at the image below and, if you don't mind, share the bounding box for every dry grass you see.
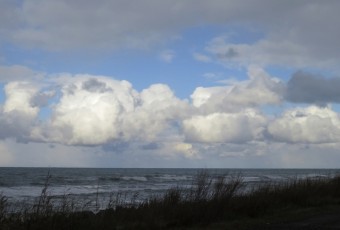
[0,171,340,229]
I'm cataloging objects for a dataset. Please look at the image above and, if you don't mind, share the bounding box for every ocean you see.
[0,168,339,211]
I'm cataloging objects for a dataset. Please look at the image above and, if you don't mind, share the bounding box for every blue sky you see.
[1,1,340,168]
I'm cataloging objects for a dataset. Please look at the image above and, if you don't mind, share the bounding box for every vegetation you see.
[1,171,340,229]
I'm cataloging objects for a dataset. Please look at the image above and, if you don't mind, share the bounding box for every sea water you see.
[0,168,339,211]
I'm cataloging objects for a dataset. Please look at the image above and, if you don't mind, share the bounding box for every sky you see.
[1,1,340,168]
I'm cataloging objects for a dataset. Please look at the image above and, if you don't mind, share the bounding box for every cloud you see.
[2,67,339,148]
[0,69,278,151]
[183,109,266,143]
[193,52,212,63]
[141,142,161,150]
[0,81,43,141]
[121,84,189,142]
[160,50,175,63]
[0,111,37,141]
[27,76,190,146]
[101,141,131,153]
[199,2,340,69]
[6,0,202,51]
[202,72,219,79]
[0,1,19,39]
[2,0,340,168]
[171,142,199,159]
[3,65,340,168]
[35,75,138,145]
[204,36,313,68]
[286,71,340,105]
[0,71,191,147]
[30,89,56,107]
[268,106,340,144]
[3,81,40,117]
[0,0,337,68]
[191,66,284,113]
[0,65,44,82]
[81,78,113,93]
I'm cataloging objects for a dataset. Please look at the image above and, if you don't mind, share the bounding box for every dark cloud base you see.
[286,71,340,106]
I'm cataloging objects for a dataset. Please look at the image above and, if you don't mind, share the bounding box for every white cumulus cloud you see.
[3,81,40,117]
[191,66,284,113]
[29,75,190,146]
[268,106,340,144]
[183,109,266,143]
[0,81,43,141]
[36,76,138,145]
[121,84,189,142]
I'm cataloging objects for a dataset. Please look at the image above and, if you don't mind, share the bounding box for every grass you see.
[0,171,340,229]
